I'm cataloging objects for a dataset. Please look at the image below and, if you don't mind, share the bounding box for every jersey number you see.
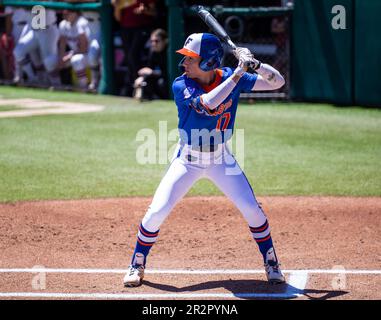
[216,112,231,131]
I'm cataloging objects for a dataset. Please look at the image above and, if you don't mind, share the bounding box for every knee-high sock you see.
[75,69,88,88]
[90,66,100,86]
[131,223,160,266]
[249,220,275,263]
[13,53,21,79]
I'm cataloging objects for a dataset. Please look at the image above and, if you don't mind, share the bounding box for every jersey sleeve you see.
[172,78,198,109]
[237,72,258,92]
[58,21,66,36]
[172,77,218,116]
[77,18,90,38]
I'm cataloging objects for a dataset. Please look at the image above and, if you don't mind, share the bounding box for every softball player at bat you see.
[124,33,286,287]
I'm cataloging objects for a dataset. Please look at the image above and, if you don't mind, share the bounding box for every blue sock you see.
[131,223,159,266]
[256,237,274,263]
[131,241,152,266]
[249,220,274,263]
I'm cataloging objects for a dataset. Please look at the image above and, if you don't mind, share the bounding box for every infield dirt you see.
[0,196,380,299]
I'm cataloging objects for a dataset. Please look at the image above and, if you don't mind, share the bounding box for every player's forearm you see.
[200,74,239,110]
[253,63,285,91]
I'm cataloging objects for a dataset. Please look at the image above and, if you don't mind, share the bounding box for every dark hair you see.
[151,29,167,41]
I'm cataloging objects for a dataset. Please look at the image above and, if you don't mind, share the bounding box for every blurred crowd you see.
[0,0,168,99]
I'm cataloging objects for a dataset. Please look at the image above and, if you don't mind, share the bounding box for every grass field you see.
[0,86,380,202]
[0,105,24,111]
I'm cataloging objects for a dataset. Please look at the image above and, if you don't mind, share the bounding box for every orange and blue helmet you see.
[177,33,224,72]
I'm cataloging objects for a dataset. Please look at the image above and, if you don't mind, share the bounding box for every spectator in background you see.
[133,28,168,101]
[2,6,33,83]
[111,0,157,96]
[0,7,16,82]
[58,10,90,90]
[82,10,101,92]
[14,8,60,86]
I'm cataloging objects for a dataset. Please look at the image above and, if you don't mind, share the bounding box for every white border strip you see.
[0,292,297,299]
[0,270,307,300]
[0,270,307,299]
[0,268,380,274]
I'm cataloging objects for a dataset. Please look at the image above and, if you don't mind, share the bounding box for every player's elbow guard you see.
[256,63,286,90]
[275,74,285,89]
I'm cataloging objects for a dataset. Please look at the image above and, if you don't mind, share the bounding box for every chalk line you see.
[0,268,379,274]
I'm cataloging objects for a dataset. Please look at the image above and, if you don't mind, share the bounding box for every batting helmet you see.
[176,33,224,72]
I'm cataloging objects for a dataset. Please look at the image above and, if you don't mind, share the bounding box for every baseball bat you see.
[197,6,239,59]
[197,6,259,70]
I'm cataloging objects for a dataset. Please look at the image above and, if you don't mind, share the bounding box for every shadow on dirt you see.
[143,279,348,300]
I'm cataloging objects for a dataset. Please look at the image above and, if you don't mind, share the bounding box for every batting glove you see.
[236,47,261,70]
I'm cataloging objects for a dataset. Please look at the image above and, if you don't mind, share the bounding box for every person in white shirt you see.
[82,11,101,91]
[58,10,97,90]
[4,6,33,83]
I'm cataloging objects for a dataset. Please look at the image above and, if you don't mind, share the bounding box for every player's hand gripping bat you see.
[197,6,259,69]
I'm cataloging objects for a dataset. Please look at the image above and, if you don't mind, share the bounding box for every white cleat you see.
[12,75,23,86]
[264,247,286,284]
[123,265,145,287]
[123,252,145,287]
[88,82,98,93]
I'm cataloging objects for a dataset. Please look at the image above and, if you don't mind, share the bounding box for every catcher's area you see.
[0,196,380,300]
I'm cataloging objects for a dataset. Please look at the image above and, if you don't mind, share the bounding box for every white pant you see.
[70,53,87,71]
[14,24,59,72]
[12,23,28,43]
[88,37,101,68]
[69,39,101,71]
[142,143,268,232]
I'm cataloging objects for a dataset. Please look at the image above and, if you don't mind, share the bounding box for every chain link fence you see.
[184,5,292,100]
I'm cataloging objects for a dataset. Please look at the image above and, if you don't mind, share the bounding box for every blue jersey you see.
[172,67,257,146]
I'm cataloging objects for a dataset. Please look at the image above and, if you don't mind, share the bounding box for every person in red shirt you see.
[0,7,15,81]
[112,0,157,96]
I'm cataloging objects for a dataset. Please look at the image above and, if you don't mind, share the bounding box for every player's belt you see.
[192,144,218,152]
[17,21,27,25]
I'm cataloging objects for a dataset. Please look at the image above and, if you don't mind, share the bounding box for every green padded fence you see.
[291,0,381,107]
[354,0,381,107]
[291,0,354,105]
[1,0,101,10]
